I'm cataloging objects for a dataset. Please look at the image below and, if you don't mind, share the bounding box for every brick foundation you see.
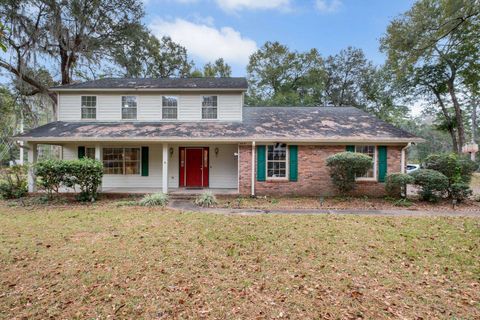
[238,144,404,197]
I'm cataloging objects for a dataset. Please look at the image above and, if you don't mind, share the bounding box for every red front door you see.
[186,148,203,187]
[180,147,209,188]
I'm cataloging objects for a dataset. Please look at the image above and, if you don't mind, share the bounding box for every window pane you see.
[202,96,218,119]
[102,148,124,174]
[85,147,96,159]
[266,143,287,178]
[81,96,96,119]
[122,96,137,120]
[355,145,375,178]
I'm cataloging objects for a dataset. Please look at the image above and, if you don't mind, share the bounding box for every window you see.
[122,96,137,120]
[202,96,217,119]
[162,96,178,119]
[355,145,376,179]
[85,147,96,159]
[102,147,140,175]
[267,143,287,179]
[81,96,96,119]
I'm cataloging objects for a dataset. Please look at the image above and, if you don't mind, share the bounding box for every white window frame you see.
[102,147,141,175]
[265,143,289,181]
[121,96,138,120]
[81,95,97,120]
[162,96,178,120]
[201,95,218,120]
[353,145,377,181]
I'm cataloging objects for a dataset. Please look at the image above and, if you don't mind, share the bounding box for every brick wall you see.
[238,144,405,197]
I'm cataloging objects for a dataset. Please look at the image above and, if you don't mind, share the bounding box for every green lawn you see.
[0,202,479,319]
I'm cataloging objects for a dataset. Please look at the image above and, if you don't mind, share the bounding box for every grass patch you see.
[0,202,479,319]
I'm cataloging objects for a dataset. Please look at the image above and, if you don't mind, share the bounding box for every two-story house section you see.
[17,77,423,196]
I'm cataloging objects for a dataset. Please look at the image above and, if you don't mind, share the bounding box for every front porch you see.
[24,142,240,195]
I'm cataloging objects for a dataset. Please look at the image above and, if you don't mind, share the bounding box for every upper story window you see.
[81,96,96,119]
[354,145,376,179]
[162,96,178,119]
[202,96,217,119]
[267,143,287,179]
[122,96,137,120]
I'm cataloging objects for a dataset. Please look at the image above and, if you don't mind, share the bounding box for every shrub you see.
[139,193,169,207]
[35,159,68,199]
[423,153,477,199]
[326,152,373,194]
[0,165,28,199]
[449,182,472,202]
[411,169,449,202]
[195,191,217,207]
[385,173,414,198]
[65,158,103,202]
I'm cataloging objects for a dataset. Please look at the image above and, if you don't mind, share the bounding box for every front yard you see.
[0,201,479,319]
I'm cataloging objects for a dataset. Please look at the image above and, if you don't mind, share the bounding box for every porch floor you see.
[101,187,238,195]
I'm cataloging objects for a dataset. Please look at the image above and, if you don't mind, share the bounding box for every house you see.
[17,77,423,196]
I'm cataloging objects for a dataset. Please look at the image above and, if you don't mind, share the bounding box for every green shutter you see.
[346,145,355,152]
[378,146,387,182]
[289,145,298,181]
[78,146,85,159]
[257,145,266,181]
[141,146,149,177]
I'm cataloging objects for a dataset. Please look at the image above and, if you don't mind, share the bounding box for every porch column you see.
[162,144,169,194]
[95,144,102,192]
[27,142,38,192]
[251,141,255,196]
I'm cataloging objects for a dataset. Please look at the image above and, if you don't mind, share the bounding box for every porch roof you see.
[16,107,423,143]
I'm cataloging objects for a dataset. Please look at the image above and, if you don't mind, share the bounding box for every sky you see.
[145,0,416,76]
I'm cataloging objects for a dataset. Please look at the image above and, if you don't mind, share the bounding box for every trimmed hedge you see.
[385,173,414,198]
[411,169,449,202]
[35,158,103,201]
[326,152,373,194]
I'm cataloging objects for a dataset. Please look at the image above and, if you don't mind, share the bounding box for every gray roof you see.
[50,77,248,91]
[17,107,422,143]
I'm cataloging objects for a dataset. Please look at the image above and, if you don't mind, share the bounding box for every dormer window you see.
[122,96,137,120]
[162,96,178,119]
[81,96,96,119]
[202,96,217,119]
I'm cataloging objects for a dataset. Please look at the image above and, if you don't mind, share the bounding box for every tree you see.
[0,21,7,52]
[0,0,145,114]
[246,41,324,105]
[381,0,480,152]
[113,33,193,78]
[203,58,232,77]
[323,47,371,107]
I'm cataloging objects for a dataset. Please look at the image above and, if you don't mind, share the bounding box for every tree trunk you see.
[446,79,465,152]
[434,90,459,153]
[472,96,478,143]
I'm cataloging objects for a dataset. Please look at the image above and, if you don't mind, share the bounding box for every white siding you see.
[218,95,242,121]
[57,93,243,121]
[178,95,201,120]
[208,144,238,188]
[97,95,121,121]
[58,94,81,121]
[138,95,162,120]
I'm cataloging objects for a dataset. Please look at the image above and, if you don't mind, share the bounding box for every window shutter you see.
[289,145,298,181]
[141,146,149,177]
[378,146,387,182]
[78,146,85,159]
[257,145,266,181]
[346,145,355,152]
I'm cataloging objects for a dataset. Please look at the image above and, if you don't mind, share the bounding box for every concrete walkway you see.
[168,200,480,217]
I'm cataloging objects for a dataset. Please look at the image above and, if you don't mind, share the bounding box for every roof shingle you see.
[17,107,422,143]
[50,77,248,90]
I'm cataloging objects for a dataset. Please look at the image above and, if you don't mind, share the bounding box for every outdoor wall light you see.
[215,147,219,157]
[169,147,174,158]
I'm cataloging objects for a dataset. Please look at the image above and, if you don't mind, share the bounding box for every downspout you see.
[251,141,255,196]
[401,142,412,173]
